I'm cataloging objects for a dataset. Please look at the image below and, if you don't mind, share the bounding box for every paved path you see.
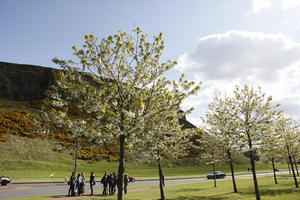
[0,178,201,200]
[0,171,289,200]
[42,181,203,200]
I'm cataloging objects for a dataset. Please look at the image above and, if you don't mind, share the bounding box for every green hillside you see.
[0,134,287,182]
[0,98,289,182]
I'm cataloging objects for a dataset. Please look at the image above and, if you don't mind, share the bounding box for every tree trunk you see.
[287,159,291,174]
[227,150,238,192]
[213,164,216,188]
[117,134,126,200]
[293,157,299,176]
[271,157,278,184]
[246,127,261,200]
[157,159,165,200]
[250,155,260,200]
[73,138,78,174]
[288,154,299,188]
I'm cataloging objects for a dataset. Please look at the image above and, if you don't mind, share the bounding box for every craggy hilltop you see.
[0,62,58,101]
[0,61,196,128]
[0,61,196,161]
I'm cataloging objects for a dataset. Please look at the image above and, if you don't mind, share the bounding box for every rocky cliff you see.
[0,61,197,128]
[0,62,58,101]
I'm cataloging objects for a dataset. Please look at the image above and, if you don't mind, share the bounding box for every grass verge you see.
[2,160,288,182]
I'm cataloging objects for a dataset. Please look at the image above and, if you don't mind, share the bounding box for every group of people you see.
[100,172,118,195]
[67,172,85,196]
[67,171,130,196]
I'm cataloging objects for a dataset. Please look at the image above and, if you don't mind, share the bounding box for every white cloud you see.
[177,31,300,82]
[252,0,272,13]
[252,0,300,12]
[177,31,300,125]
[281,0,300,10]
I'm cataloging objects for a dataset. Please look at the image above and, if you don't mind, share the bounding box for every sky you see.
[1,0,300,126]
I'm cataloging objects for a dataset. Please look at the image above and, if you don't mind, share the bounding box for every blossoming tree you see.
[43,28,200,200]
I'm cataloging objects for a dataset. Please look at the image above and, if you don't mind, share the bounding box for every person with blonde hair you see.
[80,172,85,195]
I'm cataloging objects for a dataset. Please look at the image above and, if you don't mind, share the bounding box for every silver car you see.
[0,176,12,186]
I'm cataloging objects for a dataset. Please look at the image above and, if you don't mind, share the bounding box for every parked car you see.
[207,171,226,179]
[0,176,12,186]
[128,176,136,182]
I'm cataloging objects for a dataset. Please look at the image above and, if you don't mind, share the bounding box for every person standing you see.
[109,173,116,195]
[89,172,95,196]
[123,174,129,194]
[101,172,108,195]
[76,173,82,196]
[80,172,85,196]
[68,172,76,196]
[112,172,118,194]
[107,173,113,195]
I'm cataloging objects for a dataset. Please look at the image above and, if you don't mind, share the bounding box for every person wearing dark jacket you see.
[89,172,95,195]
[106,174,112,195]
[101,172,108,195]
[108,173,117,195]
[112,172,118,194]
[68,172,76,196]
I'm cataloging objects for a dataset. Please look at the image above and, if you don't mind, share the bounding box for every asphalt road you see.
[0,171,289,200]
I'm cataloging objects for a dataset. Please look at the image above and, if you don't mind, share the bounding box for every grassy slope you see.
[0,99,288,181]
[1,135,288,181]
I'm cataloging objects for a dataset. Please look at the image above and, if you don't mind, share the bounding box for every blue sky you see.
[2,0,293,66]
[1,0,300,125]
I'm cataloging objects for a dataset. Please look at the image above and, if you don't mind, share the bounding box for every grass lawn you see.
[81,178,300,200]
[0,136,288,181]
[10,177,300,200]
[1,158,288,182]
[0,136,289,181]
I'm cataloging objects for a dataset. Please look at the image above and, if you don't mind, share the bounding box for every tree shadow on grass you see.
[46,194,138,200]
[46,195,140,200]
[260,188,300,196]
[170,187,206,193]
[170,193,232,200]
[240,187,300,197]
[46,194,65,198]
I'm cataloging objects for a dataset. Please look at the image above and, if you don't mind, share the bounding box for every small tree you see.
[293,148,300,176]
[198,134,226,187]
[129,110,196,200]
[46,28,200,200]
[232,85,281,200]
[274,116,299,188]
[260,120,282,184]
[291,131,300,176]
[205,95,240,192]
